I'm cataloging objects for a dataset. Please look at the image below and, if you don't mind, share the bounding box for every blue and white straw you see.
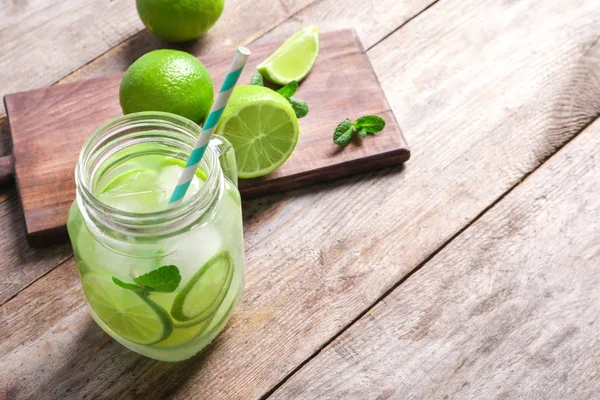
[168,47,251,207]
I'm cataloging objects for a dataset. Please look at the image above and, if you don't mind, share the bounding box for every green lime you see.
[160,158,208,181]
[97,168,166,213]
[136,0,224,43]
[215,86,299,178]
[171,251,233,322]
[257,25,320,85]
[83,274,173,345]
[120,49,214,123]
[99,168,157,195]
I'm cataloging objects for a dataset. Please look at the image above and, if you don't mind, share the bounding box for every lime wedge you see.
[83,274,173,345]
[215,86,299,178]
[257,25,319,85]
[171,251,234,322]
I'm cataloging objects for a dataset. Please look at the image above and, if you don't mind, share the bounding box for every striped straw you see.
[168,47,251,207]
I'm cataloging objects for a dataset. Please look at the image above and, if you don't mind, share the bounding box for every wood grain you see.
[271,116,600,400]
[4,30,409,247]
[0,194,72,306]
[53,0,318,85]
[254,0,437,49]
[1,0,600,398]
[0,0,143,115]
[0,155,12,186]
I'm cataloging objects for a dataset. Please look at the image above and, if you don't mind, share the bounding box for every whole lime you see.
[136,0,225,43]
[120,49,214,123]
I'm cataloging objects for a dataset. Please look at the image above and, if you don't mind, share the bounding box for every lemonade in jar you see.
[67,112,244,362]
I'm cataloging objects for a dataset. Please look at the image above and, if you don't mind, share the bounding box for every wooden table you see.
[1,0,599,398]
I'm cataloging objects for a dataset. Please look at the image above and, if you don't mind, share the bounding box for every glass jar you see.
[67,112,245,362]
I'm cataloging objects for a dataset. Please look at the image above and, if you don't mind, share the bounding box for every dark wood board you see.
[4,29,409,247]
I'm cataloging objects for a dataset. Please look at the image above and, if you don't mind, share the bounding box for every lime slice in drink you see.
[83,274,173,345]
[257,25,319,85]
[99,168,157,195]
[215,86,299,178]
[160,158,208,181]
[153,315,214,348]
[98,168,167,213]
[171,251,234,322]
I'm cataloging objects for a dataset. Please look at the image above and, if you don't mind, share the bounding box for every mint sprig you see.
[112,265,181,295]
[288,97,309,118]
[333,115,386,147]
[277,81,298,98]
[333,119,354,146]
[355,116,386,134]
[250,73,309,119]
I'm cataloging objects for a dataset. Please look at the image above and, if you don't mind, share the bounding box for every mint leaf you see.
[251,72,264,86]
[112,277,142,292]
[333,119,355,146]
[288,97,309,118]
[357,129,367,138]
[134,265,181,292]
[354,116,386,134]
[277,81,298,99]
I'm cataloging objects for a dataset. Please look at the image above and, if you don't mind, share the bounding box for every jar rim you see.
[75,111,223,239]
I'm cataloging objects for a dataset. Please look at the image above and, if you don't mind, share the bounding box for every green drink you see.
[67,112,245,361]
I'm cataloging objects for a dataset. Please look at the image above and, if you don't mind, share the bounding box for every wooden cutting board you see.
[2,29,409,247]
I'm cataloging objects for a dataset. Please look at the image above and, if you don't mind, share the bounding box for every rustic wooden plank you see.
[54,0,437,85]
[271,116,600,400]
[0,155,12,187]
[2,0,600,398]
[51,0,318,85]
[254,0,437,49]
[0,194,72,306]
[0,0,143,115]
[4,30,409,246]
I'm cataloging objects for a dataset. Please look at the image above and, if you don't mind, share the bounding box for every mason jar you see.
[67,112,245,362]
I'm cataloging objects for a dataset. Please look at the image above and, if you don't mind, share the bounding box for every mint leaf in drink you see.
[251,71,264,86]
[134,265,181,292]
[333,119,355,146]
[112,265,181,294]
[277,80,298,98]
[112,277,143,291]
[354,115,385,134]
[288,97,309,118]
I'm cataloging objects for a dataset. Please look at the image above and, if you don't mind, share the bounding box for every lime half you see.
[171,251,233,322]
[215,86,299,179]
[83,274,173,345]
[257,25,320,85]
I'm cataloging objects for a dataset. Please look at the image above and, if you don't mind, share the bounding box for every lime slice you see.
[153,316,213,348]
[83,274,173,345]
[98,167,167,213]
[215,86,299,178]
[99,167,157,195]
[160,158,208,181]
[257,25,319,85]
[173,262,233,328]
[171,251,233,322]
